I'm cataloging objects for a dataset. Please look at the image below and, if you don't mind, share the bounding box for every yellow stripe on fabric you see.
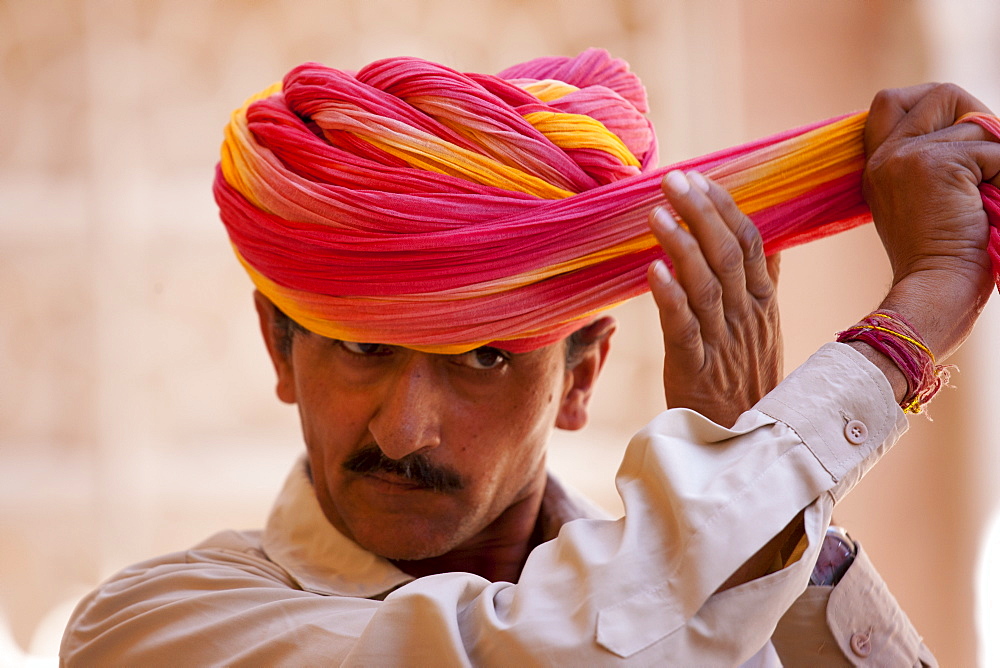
[362,131,575,199]
[220,81,575,206]
[220,83,283,211]
[713,113,867,215]
[519,79,580,102]
[523,111,641,168]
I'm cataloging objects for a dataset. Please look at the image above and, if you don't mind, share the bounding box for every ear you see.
[253,290,298,404]
[555,316,616,431]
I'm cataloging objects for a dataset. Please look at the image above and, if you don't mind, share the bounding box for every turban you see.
[215,49,1000,354]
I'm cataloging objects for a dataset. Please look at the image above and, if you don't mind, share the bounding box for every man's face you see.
[266,317,586,561]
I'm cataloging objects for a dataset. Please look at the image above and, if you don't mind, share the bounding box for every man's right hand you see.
[863,84,1000,372]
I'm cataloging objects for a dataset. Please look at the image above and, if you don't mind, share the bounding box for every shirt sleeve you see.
[61,343,918,667]
[772,543,938,666]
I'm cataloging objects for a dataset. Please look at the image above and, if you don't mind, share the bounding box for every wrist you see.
[839,309,955,414]
[843,340,908,405]
[881,267,991,361]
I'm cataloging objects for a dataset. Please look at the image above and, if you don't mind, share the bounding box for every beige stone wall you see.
[2,1,997,664]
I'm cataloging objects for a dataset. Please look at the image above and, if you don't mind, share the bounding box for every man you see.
[61,49,999,664]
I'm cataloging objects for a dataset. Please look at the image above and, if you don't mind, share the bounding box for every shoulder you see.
[68,528,299,615]
[60,529,311,666]
[112,529,296,588]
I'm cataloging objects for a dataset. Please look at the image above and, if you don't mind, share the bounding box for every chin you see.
[359,533,458,562]
[350,516,472,562]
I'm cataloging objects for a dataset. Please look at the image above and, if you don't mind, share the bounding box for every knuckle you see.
[932,82,963,100]
[739,224,764,259]
[716,242,745,277]
[694,277,723,305]
[667,316,702,351]
[716,241,745,285]
[757,273,778,299]
[749,272,776,301]
[870,87,901,113]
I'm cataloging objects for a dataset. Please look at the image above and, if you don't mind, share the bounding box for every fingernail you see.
[652,206,677,232]
[664,170,690,196]
[688,170,710,193]
[652,259,672,283]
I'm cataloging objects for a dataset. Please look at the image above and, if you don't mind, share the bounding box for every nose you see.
[368,353,445,460]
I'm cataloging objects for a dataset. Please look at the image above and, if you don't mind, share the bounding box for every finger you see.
[956,113,1000,171]
[766,252,781,287]
[942,139,1000,188]
[967,139,1000,187]
[647,259,705,370]
[895,84,993,139]
[866,83,993,156]
[691,171,775,301]
[661,170,751,315]
[915,121,1000,145]
[649,203,726,338]
[865,83,939,156]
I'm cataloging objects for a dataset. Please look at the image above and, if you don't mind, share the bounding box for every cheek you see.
[514,363,566,432]
[479,371,563,472]
[294,375,375,462]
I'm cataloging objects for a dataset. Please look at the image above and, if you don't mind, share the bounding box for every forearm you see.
[717,330,917,595]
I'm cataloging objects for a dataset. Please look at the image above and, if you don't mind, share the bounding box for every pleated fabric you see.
[214,49,1000,353]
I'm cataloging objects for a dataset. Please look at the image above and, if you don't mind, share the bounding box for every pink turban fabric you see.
[214,49,1000,353]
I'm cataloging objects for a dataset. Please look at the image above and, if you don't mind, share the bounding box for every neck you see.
[391,475,548,583]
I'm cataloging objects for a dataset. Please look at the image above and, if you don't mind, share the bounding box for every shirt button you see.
[850,631,872,657]
[845,420,868,445]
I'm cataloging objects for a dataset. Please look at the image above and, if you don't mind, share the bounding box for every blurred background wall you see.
[1,0,998,665]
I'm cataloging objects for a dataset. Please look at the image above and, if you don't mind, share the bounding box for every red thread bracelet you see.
[836,309,954,414]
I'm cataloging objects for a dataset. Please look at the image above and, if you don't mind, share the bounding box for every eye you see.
[340,341,392,356]
[455,346,510,370]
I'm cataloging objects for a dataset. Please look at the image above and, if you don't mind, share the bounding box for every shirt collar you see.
[261,455,609,598]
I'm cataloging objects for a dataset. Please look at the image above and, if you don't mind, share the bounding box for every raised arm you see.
[640,82,998,656]
[647,83,999,424]
[856,84,1000,395]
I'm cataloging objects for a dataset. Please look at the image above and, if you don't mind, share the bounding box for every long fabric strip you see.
[214,50,1000,353]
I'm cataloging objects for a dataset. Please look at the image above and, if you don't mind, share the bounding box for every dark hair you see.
[564,328,588,369]
[272,305,306,358]
[273,305,591,366]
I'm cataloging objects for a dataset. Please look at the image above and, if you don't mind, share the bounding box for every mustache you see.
[343,444,464,493]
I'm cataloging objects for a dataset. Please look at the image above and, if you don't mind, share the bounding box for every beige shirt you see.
[61,343,936,666]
